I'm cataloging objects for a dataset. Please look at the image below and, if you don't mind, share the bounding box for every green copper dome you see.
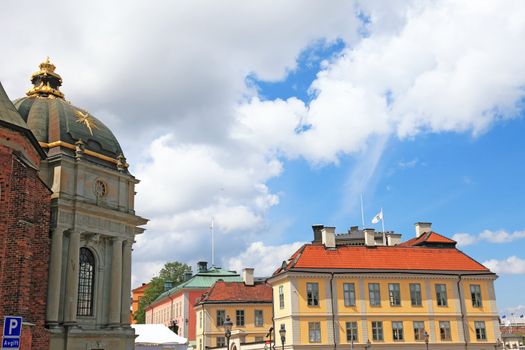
[13,58,129,171]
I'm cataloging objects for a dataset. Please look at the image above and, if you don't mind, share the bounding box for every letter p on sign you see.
[2,317,21,337]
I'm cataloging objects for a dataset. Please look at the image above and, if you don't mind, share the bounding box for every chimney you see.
[312,224,324,242]
[415,222,432,238]
[242,268,254,286]
[321,226,336,248]
[197,261,208,273]
[364,228,376,246]
[164,281,174,291]
[184,271,193,281]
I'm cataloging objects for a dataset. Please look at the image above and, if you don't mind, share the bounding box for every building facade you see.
[268,223,501,350]
[0,81,52,350]
[195,269,273,350]
[131,283,150,324]
[145,262,242,348]
[6,58,147,350]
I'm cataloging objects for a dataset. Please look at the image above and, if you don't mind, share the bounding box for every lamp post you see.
[279,324,286,350]
[364,339,371,350]
[224,315,233,350]
[424,330,429,350]
[494,339,503,350]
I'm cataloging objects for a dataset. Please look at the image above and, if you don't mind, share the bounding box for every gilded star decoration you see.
[75,110,98,135]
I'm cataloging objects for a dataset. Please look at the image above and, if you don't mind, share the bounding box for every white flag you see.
[371,209,383,224]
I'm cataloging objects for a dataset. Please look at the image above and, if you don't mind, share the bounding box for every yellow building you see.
[195,269,273,350]
[268,223,501,350]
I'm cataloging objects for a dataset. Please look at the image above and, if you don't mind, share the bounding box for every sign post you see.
[2,316,23,350]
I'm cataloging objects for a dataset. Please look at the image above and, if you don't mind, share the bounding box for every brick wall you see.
[0,126,51,350]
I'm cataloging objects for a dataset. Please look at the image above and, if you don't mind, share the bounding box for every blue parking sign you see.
[2,316,22,350]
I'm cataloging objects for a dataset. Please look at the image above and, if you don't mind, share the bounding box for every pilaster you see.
[64,230,81,325]
[109,238,123,327]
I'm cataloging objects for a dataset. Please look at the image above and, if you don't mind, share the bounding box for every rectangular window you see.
[439,321,451,341]
[307,283,320,306]
[343,283,356,307]
[369,283,381,306]
[346,321,358,342]
[475,321,486,340]
[413,321,426,341]
[392,321,404,341]
[308,322,321,343]
[470,285,482,307]
[236,309,245,326]
[217,337,226,347]
[279,285,284,309]
[199,311,203,329]
[216,310,225,327]
[199,339,202,350]
[435,284,448,307]
[389,283,401,306]
[410,283,422,306]
[372,321,383,341]
[255,310,264,327]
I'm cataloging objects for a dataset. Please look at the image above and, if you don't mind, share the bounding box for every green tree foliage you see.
[134,261,192,324]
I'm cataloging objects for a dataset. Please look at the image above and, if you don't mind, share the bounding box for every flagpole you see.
[211,217,215,267]
[381,208,386,245]
[360,194,365,228]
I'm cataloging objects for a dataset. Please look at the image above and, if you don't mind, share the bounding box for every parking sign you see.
[2,316,22,350]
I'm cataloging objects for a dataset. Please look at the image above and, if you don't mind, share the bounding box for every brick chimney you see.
[242,268,254,286]
[322,226,336,248]
[415,222,432,238]
[364,228,376,246]
[312,224,324,242]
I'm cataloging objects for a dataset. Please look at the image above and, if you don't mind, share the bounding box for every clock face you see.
[94,179,108,198]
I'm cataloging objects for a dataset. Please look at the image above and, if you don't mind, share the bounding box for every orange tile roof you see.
[398,231,457,247]
[197,281,272,304]
[278,244,489,273]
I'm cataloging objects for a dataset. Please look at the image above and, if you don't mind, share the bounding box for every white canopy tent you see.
[132,324,189,350]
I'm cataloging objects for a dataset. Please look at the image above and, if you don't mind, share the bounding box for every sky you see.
[1,0,525,316]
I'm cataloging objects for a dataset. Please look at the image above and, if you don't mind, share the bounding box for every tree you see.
[134,261,191,324]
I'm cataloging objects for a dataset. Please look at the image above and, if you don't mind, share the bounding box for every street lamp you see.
[424,330,429,350]
[494,339,503,350]
[279,324,286,350]
[223,315,233,350]
[364,340,371,349]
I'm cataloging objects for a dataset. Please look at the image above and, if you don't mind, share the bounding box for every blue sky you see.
[1,0,524,316]
[256,42,525,312]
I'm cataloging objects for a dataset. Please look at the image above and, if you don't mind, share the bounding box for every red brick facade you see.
[0,126,51,350]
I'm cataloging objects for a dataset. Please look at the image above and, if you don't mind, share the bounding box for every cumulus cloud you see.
[4,1,525,286]
[228,241,305,277]
[453,229,525,247]
[483,256,525,275]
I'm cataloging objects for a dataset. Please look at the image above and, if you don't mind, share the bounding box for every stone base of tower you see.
[48,327,136,350]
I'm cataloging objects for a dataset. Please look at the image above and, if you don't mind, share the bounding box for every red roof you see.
[398,231,457,247]
[197,281,272,304]
[277,244,489,273]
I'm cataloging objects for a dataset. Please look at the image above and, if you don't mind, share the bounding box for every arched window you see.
[77,247,95,316]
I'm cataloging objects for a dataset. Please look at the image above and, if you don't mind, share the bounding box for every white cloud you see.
[453,229,525,247]
[483,256,525,275]
[228,241,305,277]
[4,1,525,286]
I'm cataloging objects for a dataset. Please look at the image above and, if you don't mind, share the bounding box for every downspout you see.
[266,280,276,350]
[330,272,337,350]
[457,274,468,350]
[202,304,206,349]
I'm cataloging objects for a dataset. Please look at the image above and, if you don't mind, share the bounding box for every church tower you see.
[14,58,148,350]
